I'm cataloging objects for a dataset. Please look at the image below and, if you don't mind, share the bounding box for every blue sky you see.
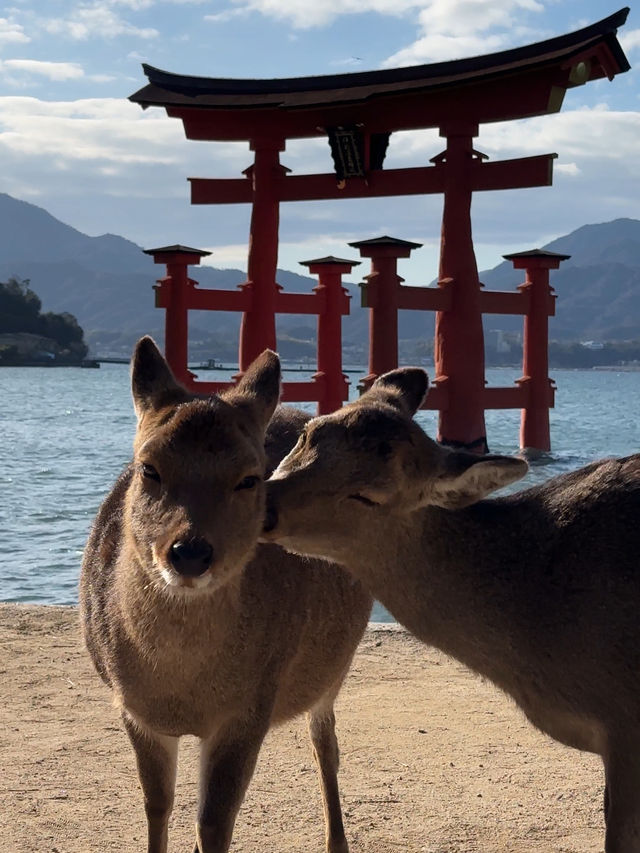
[1,1,639,286]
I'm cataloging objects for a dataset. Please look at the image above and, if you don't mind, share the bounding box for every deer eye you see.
[141,463,161,483]
[348,494,378,507]
[235,475,261,491]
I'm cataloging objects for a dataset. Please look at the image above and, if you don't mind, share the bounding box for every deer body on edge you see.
[80,338,372,853]
[264,367,640,853]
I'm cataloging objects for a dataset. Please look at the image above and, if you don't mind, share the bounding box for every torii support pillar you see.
[299,256,358,414]
[238,138,288,372]
[505,248,570,453]
[143,244,211,385]
[434,124,488,454]
[349,236,422,387]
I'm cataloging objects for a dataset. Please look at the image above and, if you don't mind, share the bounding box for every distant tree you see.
[0,277,42,334]
[39,311,85,348]
[0,277,88,362]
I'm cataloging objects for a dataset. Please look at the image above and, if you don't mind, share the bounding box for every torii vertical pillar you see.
[238,138,288,371]
[143,244,211,386]
[506,249,570,453]
[349,236,422,386]
[300,255,357,414]
[434,123,488,454]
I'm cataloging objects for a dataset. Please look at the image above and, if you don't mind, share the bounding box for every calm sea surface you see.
[2,363,640,620]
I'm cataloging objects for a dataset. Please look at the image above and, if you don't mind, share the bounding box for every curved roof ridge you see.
[135,7,629,98]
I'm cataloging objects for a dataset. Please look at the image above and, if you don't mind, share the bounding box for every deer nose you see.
[263,498,278,534]
[169,538,213,576]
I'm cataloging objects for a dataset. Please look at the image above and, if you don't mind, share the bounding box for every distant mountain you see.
[0,193,348,355]
[480,218,640,340]
[1,193,640,356]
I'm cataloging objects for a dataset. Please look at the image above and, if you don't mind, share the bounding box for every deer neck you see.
[349,499,529,677]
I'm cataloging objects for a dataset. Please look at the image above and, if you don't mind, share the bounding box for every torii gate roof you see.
[129,9,630,141]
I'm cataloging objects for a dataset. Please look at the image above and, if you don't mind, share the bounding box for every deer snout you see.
[169,537,213,577]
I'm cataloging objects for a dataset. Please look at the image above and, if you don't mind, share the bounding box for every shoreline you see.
[2,602,604,852]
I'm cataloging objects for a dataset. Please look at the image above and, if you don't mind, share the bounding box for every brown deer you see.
[264,367,640,853]
[80,337,372,853]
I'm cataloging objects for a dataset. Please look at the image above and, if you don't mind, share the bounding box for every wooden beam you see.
[471,153,555,191]
[190,154,555,205]
[482,385,529,409]
[479,290,529,315]
[397,285,452,312]
[154,285,252,312]
[275,292,324,315]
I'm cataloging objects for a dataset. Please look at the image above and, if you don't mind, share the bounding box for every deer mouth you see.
[159,565,214,593]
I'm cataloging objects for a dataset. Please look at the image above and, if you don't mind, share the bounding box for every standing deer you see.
[80,337,372,853]
[264,367,640,853]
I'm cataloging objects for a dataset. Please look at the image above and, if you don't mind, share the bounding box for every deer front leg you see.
[604,739,640,853]
[308,702,349,853]
[122,711,179,853]
[193,714,270,853]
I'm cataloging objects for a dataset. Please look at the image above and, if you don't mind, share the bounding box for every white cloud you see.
[386,31,507,65]
[377,108,640,175]
[226,0,424,30]
[109,0,156,9]
[480,108,640,169]
[204,8,249,23]
[620,28,640,54]
[41,4,159,40]
[89,73,118,83]
[0,96,249,179]
[224,0,545,37]
[200,242,250,268]
[2,59,84,81]
[384,0,545,65]
[0,16,30,45]
[0,97,183,166]
[555,162,580,176]
[412,0,543,37]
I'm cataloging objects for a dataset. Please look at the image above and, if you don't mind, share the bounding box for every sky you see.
[1,0,639,287]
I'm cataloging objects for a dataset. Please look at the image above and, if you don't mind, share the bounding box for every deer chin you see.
[264,529,348,567]
[158,566,214,594]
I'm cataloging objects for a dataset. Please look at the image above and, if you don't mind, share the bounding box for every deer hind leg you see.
[308,697,349,853]
[604,739,640,853]
[121,712,179,853]
[194,714,270,853]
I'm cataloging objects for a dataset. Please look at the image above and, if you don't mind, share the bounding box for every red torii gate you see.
[130,8,630,452]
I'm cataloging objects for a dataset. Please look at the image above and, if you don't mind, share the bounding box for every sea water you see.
[2,363,640,619]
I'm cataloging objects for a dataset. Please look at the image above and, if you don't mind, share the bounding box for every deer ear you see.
[131,336,190,418]
[370,368,429,417]
[223,349,281,430]
[431,451,528,509]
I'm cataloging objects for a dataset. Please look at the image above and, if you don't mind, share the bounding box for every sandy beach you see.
[1,603,605,852]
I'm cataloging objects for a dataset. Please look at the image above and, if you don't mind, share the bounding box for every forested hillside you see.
[0,277,88,364]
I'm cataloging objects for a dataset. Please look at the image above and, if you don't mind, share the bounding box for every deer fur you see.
[264,367,640,853]
[80,337,372,853]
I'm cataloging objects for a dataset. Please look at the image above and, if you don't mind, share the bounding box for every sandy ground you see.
[1,603,606,853]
